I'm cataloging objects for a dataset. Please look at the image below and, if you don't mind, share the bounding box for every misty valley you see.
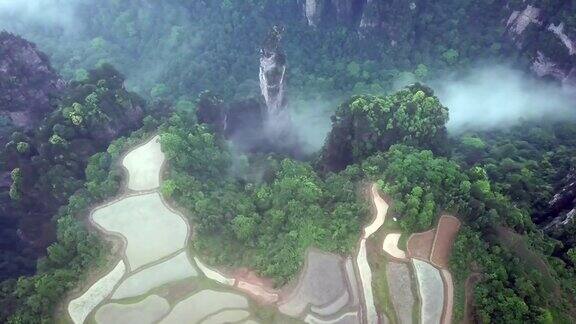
[1,1,576,324]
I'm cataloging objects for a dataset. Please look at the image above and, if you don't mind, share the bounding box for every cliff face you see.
[506,3,576,89]
[0,36,154,280]
[259,26,287,117]
[297,1,576,85]
[543,170,576,256]
[0,32,64,132]
[300,0,366,27]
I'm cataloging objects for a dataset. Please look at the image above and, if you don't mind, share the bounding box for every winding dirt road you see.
[356,183,390,324]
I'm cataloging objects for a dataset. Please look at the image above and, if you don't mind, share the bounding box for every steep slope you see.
[0,31,64,142]
[0,34,163,282]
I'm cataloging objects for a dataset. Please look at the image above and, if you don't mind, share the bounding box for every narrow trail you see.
[356,183,389,324]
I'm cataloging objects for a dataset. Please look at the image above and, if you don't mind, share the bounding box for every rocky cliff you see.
[259,25,287,116]
[541,169,576,263]
[0,37,156,280]
[297,0,576,86]
[0,32,64,133]
[299,0,366,27]
[506,2,576,89]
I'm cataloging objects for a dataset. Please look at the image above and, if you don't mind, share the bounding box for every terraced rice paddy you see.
[92,192,188,270]
[112,252,197,299]
[202,309,251,323]
[68,133,458,324]
[304,312,360,324]
[357,239,377,323]
[66,135,267,323]
[194,256,235,286]
[413,259,444,324]
[353,184,390,323]
[68,261,126,324]
[159,290,249,324]
[122,135,165,191]
[279,249,360,322]
[364,184,389,239]
[386,262,415,324]
[407,230,435,261]
[95,295,170,324]
[430,215,461,269]
[441,269,454,324]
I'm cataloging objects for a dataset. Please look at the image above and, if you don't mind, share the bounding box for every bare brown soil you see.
[232,268,279,305]
[407,230,435,261]
[431,215,462,269]
[440,269,454,324]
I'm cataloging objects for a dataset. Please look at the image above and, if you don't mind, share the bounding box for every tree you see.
[232,215,257,242]
[320,84,449,171]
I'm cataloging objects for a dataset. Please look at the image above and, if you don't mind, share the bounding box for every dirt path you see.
[356,183,390,323]
[364,184,389,239]
[441,269,454,324]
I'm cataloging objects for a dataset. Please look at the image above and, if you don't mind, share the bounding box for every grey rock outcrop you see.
[0,31,64,130]
[544,171,576,232]
[505,4,576,89]
[259,26,287,116]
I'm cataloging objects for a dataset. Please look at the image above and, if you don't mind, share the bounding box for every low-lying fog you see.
[0,0,80,30]
[432,64,576,133]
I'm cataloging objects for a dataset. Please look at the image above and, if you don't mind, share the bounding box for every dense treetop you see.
[320,84,448,171]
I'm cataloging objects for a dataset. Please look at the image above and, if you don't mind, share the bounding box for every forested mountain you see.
[0,32,168,283]
[2,0,575,101]
[1,1,576,323]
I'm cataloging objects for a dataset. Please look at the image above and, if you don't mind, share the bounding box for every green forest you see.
[1,0,576,323]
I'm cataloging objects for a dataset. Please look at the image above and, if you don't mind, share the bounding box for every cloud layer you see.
[0,0,81,31]
[432,65,576,133]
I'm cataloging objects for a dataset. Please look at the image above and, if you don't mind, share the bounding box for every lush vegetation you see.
[157,83,576,322]
[0,65,164,280]
[320,84,448,171]
[1,1,576,323]
[0,125,162,323]
[7,0,572,102]
[0,63,166,322]
[160,113,367,284]
[366,144,575,322]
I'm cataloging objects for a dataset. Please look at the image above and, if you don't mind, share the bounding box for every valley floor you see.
[63,134,459,324]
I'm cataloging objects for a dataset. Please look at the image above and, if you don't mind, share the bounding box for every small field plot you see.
[304,311,360,324]
[386,262,416,324]
[159,290,249,324]
[92,192,187,270]
[383,233,407,260]
[431,216,461,269]
[122,135,165,191]
[407,230,435,261]
[95,295,170,324]
[413,259,444,324]
[279,249,353,319]
[202,309,251,323]
[68,261,126,324]
[113,252,197,299]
